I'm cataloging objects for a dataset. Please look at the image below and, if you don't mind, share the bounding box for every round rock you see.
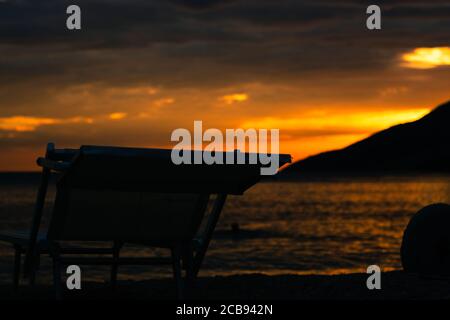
[401,203,450,275]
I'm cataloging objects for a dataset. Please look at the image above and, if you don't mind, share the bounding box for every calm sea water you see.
[0,174,449,284]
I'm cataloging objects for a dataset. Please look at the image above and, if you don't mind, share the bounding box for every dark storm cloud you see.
[1,0,449,93]
[1,0,447,47]
[0,0,180,47]
[0,0,341,48]
[168,0,235,10]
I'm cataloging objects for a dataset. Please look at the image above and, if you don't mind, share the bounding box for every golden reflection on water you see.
[0,176,449,282]
[218,176,450,275]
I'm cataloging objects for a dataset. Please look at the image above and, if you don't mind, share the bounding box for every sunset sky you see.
[1,0,450,171]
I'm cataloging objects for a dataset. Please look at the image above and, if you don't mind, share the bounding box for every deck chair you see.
[0,143,291,298]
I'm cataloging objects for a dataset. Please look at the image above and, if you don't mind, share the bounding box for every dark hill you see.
[283,101,450,174]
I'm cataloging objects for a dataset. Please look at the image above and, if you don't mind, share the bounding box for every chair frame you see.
[2,143,231,299]
[1,143,290,299]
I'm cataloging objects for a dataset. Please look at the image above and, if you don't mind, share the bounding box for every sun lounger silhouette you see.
[0,143,291,298]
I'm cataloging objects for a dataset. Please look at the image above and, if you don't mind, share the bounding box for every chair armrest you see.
[49,148,78,161]
[36,157,71,172]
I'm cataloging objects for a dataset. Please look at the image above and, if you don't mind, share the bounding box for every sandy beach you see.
[1,271,449,300]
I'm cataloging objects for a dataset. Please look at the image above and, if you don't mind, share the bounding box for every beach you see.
[1,174,450,299]
[1,271,450,300]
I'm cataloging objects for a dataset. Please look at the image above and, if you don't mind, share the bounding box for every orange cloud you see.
[219,93,248,105]
[109,112,128,120]
[379,86,409,97]
[402,47,450,69]
[0,116,93,132]
[104,86,158,96]
[153,98,175,107]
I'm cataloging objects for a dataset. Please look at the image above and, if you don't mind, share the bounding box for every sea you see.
[0,173,449,284]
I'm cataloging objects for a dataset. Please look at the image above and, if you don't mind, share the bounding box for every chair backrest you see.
[49,187,209,243]
[46,145,290,243]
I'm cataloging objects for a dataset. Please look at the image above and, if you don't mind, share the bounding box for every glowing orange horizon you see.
[0,106,432,171]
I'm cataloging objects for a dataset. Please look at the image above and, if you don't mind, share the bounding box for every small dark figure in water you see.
[231,223,240,238]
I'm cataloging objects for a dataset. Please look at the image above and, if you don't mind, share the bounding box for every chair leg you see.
[171,246,184,299]
[28,269,36,287]
[50,247,63,300]
[13,246,21,290]
[110,241,122,289]
[28,251,40,286]
[183,245,195,298]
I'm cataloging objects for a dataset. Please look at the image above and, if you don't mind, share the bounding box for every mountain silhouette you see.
[284,101,450,174]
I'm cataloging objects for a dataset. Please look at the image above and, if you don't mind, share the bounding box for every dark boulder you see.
[401,203,450,275]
